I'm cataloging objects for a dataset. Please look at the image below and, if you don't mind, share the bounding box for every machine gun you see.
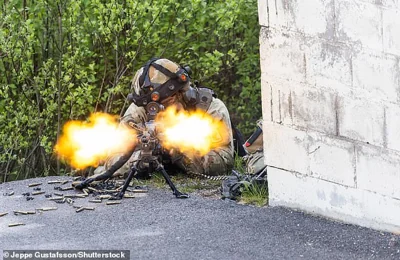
[74,101,189,200]
[113,119,189,199]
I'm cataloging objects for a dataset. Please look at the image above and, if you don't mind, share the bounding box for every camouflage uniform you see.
[99,59,234,177]
[243,119,265,174]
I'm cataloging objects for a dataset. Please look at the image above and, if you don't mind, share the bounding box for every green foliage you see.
[0,0,261,182]
[239,180,268,207]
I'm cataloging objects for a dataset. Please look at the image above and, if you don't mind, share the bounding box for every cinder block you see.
[294,0,335,37]
[263,121,309,174]
[337,96,385,146]
[268,167,400,232]
[356,144,400,199]
[267,0,296,29]
[292,86,337,135]
[383,8,400,56]
[336,0,383,51]
[352,51,399,103]
[308,132,356,186]
[267,77,293,126]
[304,39,352,91]
[258,0,269,27]
[259,28,306,84]
[268,0,335,38]
[386,104,400,151]
[261,70,272,122]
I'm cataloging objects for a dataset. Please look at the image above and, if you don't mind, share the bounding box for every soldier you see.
[243,119,265,175]
[75,58,234,189]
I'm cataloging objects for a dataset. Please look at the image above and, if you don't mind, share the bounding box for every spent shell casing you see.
[26,211,36,215]
[66,198,74,204]
[47,180,63,184]
[13,211,28,215]
[84,207,95,210]
[87,187,99,192]
[60,187,74,191]
[37,207,57,211]
[49,196,64,201]
[89,199,102,203]
[131,189,148,193]
[72,205,83,209]
[61,180,69,185]
[9,223,25,227]
[75,207,85,213]
[99,195,112,199]
[54,193,64,197]
[106,201,121,205]
[64,194,84,198]
[83,189,89,196]
[0,212,8,217]
[73,176,82,181]
[123,194,135,198]
[28,183,42,187]
[32,191,45,196]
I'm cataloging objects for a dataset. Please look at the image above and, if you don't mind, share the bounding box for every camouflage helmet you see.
[130,58,190,107]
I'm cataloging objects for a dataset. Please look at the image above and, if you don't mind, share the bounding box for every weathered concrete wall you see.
[258,0,400,232]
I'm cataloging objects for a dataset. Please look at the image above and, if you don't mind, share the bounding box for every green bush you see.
[0,0,261,182]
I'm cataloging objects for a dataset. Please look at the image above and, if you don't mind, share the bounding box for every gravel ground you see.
[0,176,399,260]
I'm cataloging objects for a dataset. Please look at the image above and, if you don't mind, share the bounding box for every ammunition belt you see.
[184,157,231,181]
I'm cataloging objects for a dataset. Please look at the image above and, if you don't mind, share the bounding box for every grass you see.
[234,155,269,207]
[239,181,268,207]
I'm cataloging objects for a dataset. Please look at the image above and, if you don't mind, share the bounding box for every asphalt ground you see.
[0,176,399,260]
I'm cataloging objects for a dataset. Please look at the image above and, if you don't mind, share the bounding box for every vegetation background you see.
[0,0,261,182]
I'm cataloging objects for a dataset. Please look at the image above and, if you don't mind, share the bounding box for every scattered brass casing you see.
[36,207,57,211]
[13,210,35,215]
[28,183,42,187]
[89,199,102,203]
[49,196,64,201]
[32,191,45,196]
[60,187,74,191]
[9,223,25,227]
[64,194,86,198]
[106,201,121,205]
[75,206,95,213]
[0,212,8,217]
[48,180,63,184]
[4,191,15,196]
[75,207,85,213]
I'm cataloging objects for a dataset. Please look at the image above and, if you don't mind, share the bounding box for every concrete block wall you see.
[258,0,400,232]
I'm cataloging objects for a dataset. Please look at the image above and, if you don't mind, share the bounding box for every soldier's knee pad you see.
[203,151,227,176]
